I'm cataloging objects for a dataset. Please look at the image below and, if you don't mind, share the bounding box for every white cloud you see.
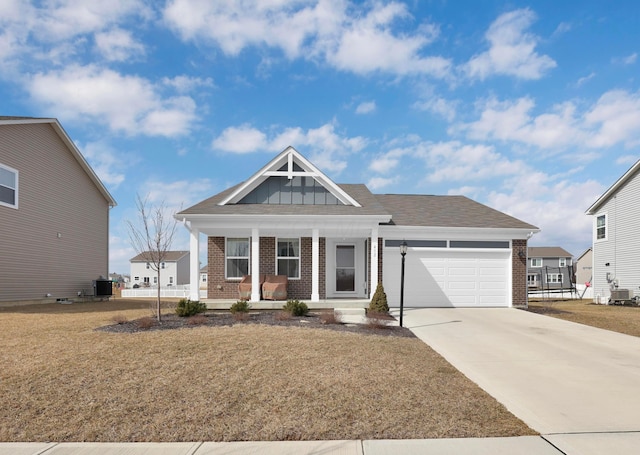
[211,122,366,174]
[612,52,637,65]
[355,101,376,114]
[369,155,399,173]
[584,90,640,148]
[162,75,215,93]
[212,124,268,153]
[367,176,396,190]
[28,65,197,137]
[464,8,556,80]
[163,0,451,78]
[94,28,145,61]
[81,141,129,189]
[575,72,595,88]
[452,96,585,150]
[413,96,457,121]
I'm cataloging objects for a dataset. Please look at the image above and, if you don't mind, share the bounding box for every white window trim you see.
[226,237,250,280]
[559,258,566,267]
[527,274,538,287]
[276,237,301,280]
[0,162,18,209]
[531,258,542,268]
[595,213,607,242]
[546,273,563,284]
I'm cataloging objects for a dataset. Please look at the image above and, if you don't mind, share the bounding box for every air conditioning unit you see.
[611,289,634,301]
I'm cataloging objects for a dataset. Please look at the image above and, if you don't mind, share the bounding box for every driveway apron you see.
[399,307,640,435]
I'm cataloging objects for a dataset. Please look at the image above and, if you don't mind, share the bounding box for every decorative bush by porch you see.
[369,283,389,314]
[175,299,207,317]
[230,300,251,314]
[283,299,309,316]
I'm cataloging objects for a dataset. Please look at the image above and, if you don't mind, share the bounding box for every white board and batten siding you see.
[591,168,640,302]
[383,241,511,308]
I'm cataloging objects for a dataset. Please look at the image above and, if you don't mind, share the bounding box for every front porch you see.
[203,298,371,310]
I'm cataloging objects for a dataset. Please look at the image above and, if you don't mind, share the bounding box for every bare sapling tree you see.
[126,194,179,323]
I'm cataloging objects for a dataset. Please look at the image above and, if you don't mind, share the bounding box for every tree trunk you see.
[156,269,162,323]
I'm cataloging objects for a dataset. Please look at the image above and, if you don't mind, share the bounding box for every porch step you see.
[334,308,367,324]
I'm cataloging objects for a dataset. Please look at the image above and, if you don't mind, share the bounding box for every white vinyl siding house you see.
[130,251,190,288]
[0,118,116,304]
[586,159,640,303]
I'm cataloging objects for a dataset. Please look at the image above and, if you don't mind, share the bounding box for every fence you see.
[122,285,207,299]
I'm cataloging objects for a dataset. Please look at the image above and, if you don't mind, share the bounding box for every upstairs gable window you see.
[0,163,18,209]
[596,214,607,240]
[531,258,542,268]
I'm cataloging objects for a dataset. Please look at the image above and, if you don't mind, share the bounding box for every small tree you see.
[369,282,389,314]
[126,194,179,323]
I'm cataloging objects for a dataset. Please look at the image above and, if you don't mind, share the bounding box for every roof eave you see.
[586,159,640,215]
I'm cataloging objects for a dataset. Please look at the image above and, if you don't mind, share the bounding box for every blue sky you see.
[1,0,639,273]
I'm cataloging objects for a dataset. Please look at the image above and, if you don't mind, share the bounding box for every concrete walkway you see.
[5,307,640,454]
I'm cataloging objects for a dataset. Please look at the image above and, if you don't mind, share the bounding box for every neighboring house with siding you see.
[586,159,640,303]
[0,117,116,304]
[177,147,539,308]
[526,247,574,291]
[575,248,593,287]
[130,251,190,287]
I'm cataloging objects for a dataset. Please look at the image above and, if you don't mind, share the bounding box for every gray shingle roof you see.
[528,247,573,258]
[130,251,190,262]
[177,184,391,217]
[375,194,538,229]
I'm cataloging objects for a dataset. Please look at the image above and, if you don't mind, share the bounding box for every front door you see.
[326,239,366,298]
[336,245,355,292]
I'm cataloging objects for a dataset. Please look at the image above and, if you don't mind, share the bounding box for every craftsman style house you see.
[0,117,116,304]
[177,147,539,308]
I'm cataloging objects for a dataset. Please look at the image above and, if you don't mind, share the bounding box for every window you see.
[0,163,18,209]
[143,277,150,284]
[153,276,157,284]
[161,262,165,269]
[596,214,607,240]
[559,258,568,267]
[134,276,139,281]
[546,274,563,284]
[531,258,542,268]
[527,274,538,287]
[146,262,150,269]
[277,238,300,279]
[226,238,249,279]
[169,277,173,285]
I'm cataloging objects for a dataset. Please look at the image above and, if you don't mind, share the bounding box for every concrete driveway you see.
[399,307,640,435]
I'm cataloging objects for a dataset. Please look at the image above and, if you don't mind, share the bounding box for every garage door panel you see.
[383,247,510,308]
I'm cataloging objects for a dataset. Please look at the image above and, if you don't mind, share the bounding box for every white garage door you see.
[383,248,511,307]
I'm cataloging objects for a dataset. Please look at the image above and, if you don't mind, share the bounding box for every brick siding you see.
[512,239,528,308]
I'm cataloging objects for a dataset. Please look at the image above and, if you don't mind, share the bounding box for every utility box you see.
[94,279,113,297]
[610,289,633,303]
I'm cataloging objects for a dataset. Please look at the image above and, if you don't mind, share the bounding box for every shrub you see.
[366,311,390,330]
[111,314,128,325]
[187,314,208,325]
[319,311,341,325]
[136,316,156,329]
[230,300,251,314]
[369,283,389,314]
[282,299,309,317]
[175,298,207,317]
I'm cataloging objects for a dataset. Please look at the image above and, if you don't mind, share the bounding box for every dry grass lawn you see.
[526,299,640,338]
[0,299,535,442]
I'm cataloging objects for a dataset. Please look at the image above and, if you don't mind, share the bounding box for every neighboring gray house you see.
[0,117,117,304]
[586,159,640,303]
[526,247,574,291]
[130,251,190,287]
[177,147,539,308]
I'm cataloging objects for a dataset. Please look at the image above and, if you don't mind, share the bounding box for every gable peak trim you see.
[218,146,361,207]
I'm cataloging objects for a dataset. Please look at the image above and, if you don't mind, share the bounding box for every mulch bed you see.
[97,310,417,338]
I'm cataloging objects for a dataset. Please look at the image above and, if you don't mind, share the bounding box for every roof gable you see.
[586,159,640,214]
[0,117,117,207]
[218,146,361,207]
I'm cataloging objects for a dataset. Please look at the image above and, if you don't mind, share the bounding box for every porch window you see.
[226,238,250,279]
[0,162,18,209]
[277,238,300,279]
